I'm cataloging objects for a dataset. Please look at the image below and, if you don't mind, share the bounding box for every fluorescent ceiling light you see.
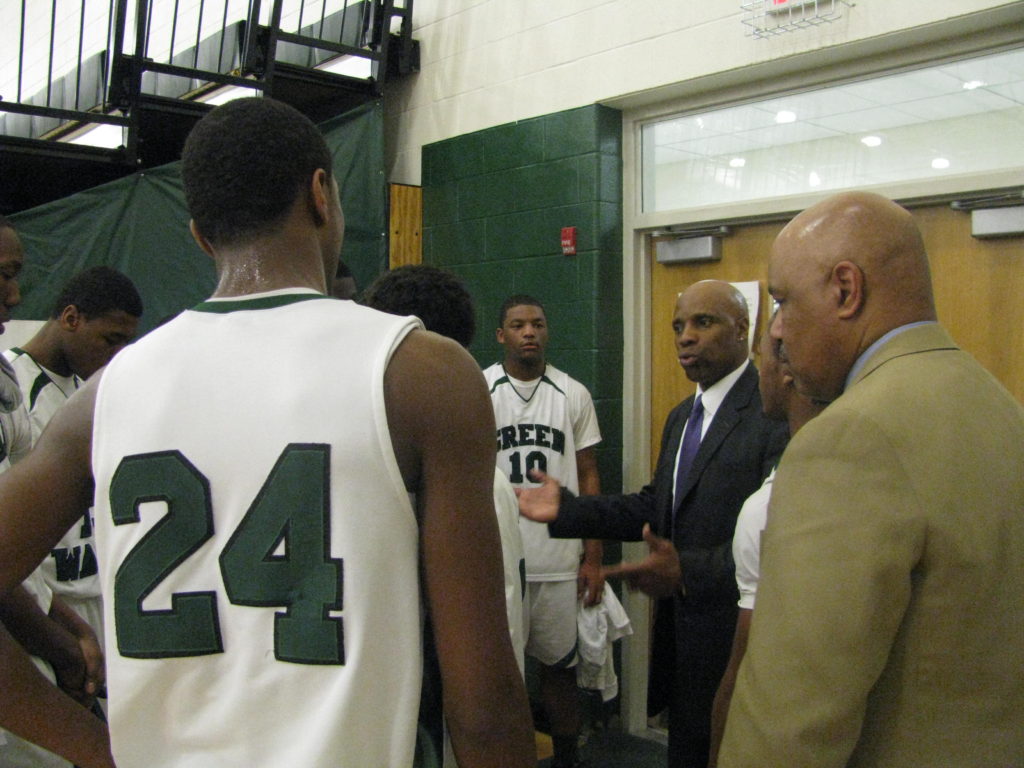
[64,123,124,148]
[860,135,882,147]
[318,54,373,79]
[931,157,951,170]
[198,85,261,105]
[729,158,746,168]
[775,110,796,124]
[808,171,822,187]
[962,80,986,90]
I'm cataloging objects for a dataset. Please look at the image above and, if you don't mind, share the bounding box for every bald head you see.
[673,280,750,389]
[783,191,933,312]
[768,191,937,401]
[685,280,749,322]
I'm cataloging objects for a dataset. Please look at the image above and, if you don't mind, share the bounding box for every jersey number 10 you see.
[507,450,547,484]
[109,444,344,666]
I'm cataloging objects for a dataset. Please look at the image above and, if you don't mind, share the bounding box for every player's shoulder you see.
[542,364,592,399]
[482,362,506,389]
[4,346,34,373]
[388,329,478,389]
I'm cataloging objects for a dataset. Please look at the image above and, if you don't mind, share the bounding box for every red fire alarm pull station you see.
[561,226,577,256]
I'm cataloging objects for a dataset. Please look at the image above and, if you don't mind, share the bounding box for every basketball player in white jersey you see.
[0,98,532,768]
[484,295,602,768]
[0,216,111,768]
[363,264,528,768]
[363,264,528,675]
[6,265,142,650]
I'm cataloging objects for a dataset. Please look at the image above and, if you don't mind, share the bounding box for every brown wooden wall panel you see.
[389,183,422,268]
[648,204,1024,473]
[917,205,1024,404]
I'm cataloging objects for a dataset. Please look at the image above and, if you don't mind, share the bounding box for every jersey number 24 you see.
[109,443,344,665]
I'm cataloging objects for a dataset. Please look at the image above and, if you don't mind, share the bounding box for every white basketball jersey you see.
[484,363,601,580]
[92,290,425,768]
[4,350,100,608]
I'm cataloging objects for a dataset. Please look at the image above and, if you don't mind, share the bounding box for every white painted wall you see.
[386,0,1023,184]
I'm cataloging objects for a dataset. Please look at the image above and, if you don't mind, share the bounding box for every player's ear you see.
[189,220,215,259]
[307,168,330,228]
[59,304,81,331]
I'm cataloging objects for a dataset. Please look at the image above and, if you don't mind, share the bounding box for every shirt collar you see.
[844,321,937,391]
[696,359,750,423]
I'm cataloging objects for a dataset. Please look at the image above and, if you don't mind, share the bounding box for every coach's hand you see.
[514,470,561,523]
[602,524,682,599]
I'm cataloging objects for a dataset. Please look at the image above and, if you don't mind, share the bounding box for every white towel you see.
[576,588,633,702]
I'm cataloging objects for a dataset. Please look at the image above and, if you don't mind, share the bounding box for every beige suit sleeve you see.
[719,406,925,768]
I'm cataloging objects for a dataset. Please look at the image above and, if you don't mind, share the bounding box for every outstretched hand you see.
[514,470,561,523]
[602,524,682,598]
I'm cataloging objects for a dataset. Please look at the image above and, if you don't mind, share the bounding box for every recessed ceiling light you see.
[775,110,797,124]
[729,158,746,168]
[861,135,882,147]
[808,172,822,187]
[931,157,950,170]
[962,80,986,90]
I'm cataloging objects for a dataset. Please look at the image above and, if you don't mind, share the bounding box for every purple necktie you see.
[673,395,704,523]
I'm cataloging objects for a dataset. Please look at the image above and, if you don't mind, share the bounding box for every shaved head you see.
[686,280,749,323]
[768,191,936,401]
[777,191,934,315]
[673,279,750,388]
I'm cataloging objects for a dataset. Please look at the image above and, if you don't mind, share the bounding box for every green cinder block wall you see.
[422,104,624,495]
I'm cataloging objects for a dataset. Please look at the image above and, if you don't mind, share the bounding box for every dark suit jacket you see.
[550,362,786,757]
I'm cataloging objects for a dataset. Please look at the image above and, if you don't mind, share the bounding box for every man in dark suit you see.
[518,279,786,768]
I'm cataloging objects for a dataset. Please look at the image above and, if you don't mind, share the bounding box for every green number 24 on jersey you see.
[109,444,344,665]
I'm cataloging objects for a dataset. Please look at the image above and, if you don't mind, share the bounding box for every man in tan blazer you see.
[719,191,1024,767]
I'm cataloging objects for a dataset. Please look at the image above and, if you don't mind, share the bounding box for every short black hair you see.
[181,97,333,247]
[51,266,143,319]
[362,265,475,348]
[498,294,546,328]
[0,214,11,230]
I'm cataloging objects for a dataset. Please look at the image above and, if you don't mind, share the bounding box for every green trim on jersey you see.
[28,371,52,411]
[540,374,567,397]
[191,293,328,314]
[6,348,65,410]
[488,373,567,398]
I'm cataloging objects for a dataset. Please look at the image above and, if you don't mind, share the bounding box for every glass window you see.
[641,47,1024,214]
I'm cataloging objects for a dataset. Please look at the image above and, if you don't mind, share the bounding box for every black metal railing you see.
[1,0,416,145]
[0,0,129,142]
